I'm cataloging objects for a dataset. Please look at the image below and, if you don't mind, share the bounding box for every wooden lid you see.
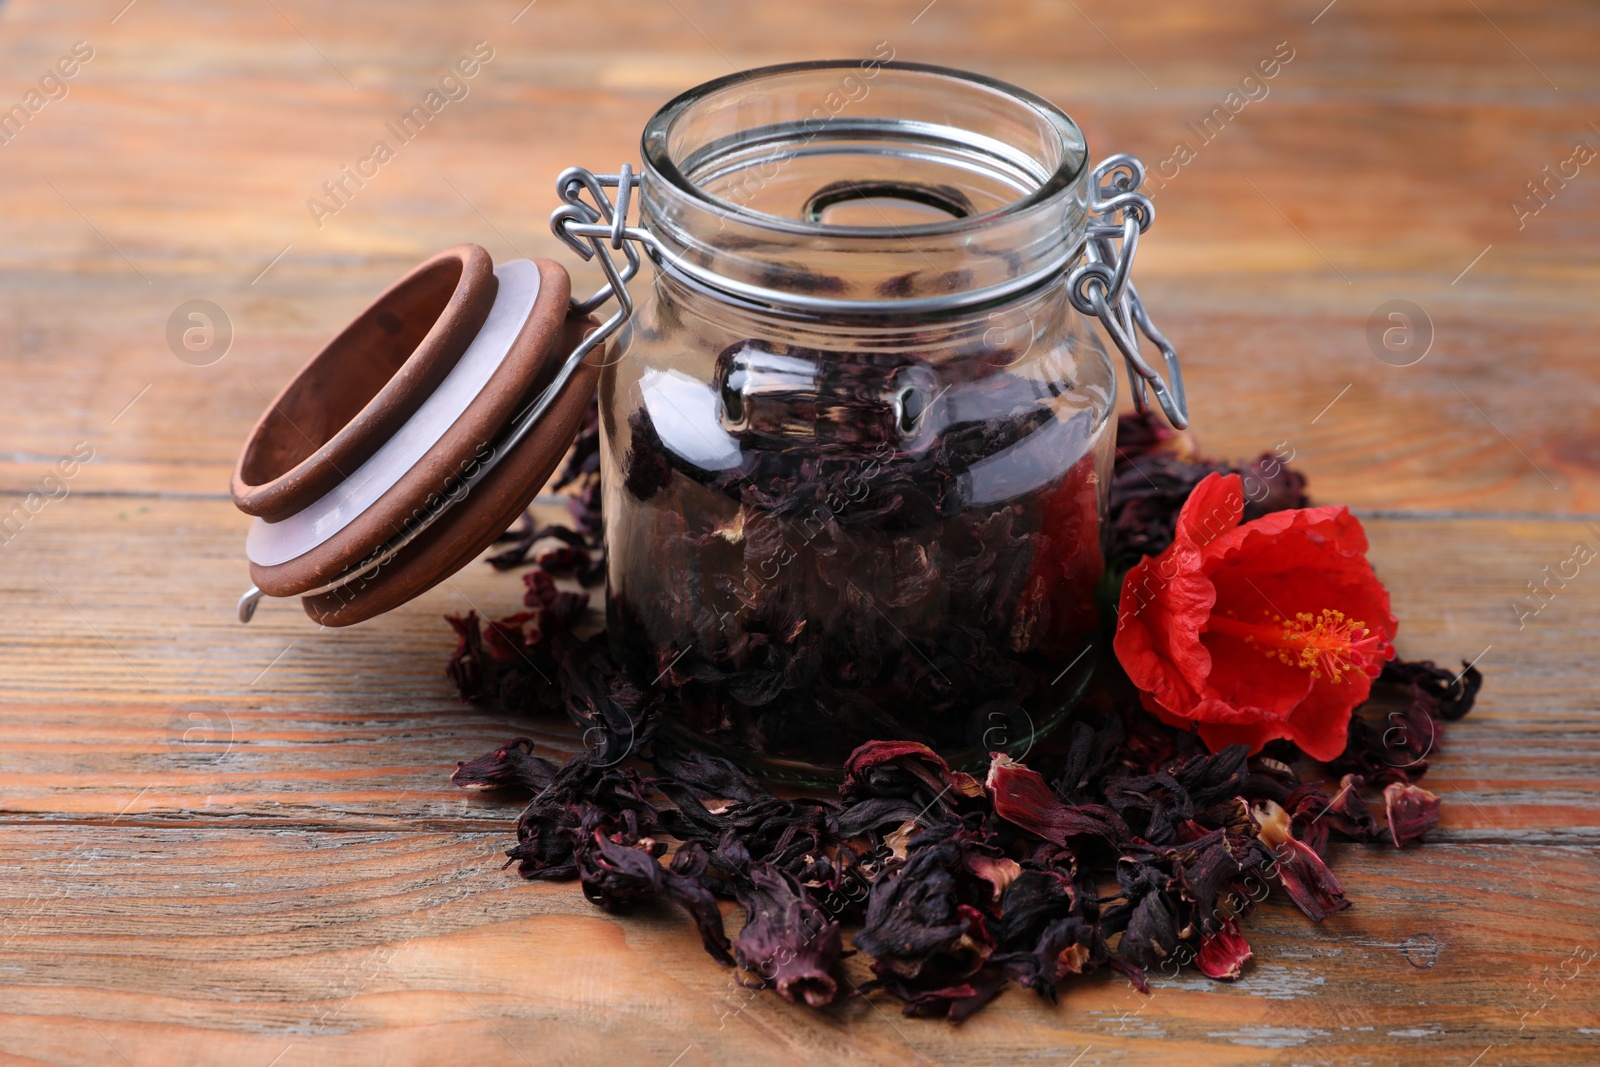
[233,250,600,626]
[232,244,497,521]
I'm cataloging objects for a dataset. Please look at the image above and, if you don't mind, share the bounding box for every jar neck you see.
[650,267,1084,363]
[638,61,1090,317]
[631,266,1111,476]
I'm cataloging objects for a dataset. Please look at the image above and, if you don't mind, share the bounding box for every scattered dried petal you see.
[1196,917,1253,980]
[1384,782,1442,847]
[440,400,1479,1027]
[451,737,558,794]
[842,740,984,802]
[987,753,1122,847]
[966,855,1023,902]
[855,837,993,983]
[1254,800,1349,921]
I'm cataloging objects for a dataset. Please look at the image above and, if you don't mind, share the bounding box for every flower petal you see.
[1114,473,1246,720]
[1195,917,1253,980]
[1280,679,1363,762]
[1115,551,1214,720]
[1198,623,1316,720]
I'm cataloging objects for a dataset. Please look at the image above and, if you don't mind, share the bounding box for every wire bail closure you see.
[1066,153,1189,429]
[551,153,1188,430]
[550,164,649,363]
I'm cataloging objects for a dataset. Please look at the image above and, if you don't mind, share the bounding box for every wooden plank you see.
[0,828,1594,1066]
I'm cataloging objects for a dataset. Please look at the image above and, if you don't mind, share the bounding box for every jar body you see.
[600,271,1114,778]
[586,59,1121,778]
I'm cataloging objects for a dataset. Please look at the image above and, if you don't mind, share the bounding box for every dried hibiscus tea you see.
[731,862,845,1006]
[1253,800,1349,921]
[604,339,1116,778]
[440,383,1491,1024]
[450,737,558,794]
[855,833,998,989]
[986,753,1123,847]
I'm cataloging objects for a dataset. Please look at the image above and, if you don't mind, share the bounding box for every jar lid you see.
[233,246,599,626]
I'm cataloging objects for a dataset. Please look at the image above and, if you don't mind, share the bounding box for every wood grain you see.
[1,0,1597,1064]
[0,830,1594,1066]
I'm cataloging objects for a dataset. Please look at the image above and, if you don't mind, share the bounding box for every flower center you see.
[1209,607,1383,683]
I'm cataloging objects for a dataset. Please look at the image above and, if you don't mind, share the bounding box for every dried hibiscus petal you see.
[578,825,667,910]
[1107,412,1310,564]
[732,863,844,1006]
[450,737,559,794]
[1110,856,1183,970]
[993,868,1080,947]
[841,740,984,803]
[871,969,1010,1022]
[965,854,1023,903]
[665,846,736,966]
[1332,657,1485,786]
[1297,774,1379,842]
[487,516,588,570]
[578,827,736,967]
[1171,818,1261,933]
[1195,916,1252,980]
[506,799,584,880]
[854,835,993,983]
[537,545,592,574]
[652,743,766,805]
[444,611,493,701]
[1383,782,1442,847]
[1254,800,1349,921]
[992,912,1106,1002]
[523,569,589,625]
[1113,410,1186,465]
[622,406,674,500]
[1382,657,1483,721]
[986,753,1123,848]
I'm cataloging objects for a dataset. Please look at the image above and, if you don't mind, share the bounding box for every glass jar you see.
[552,61,1185,780]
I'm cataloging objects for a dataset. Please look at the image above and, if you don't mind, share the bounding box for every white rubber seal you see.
[246,259,541,567]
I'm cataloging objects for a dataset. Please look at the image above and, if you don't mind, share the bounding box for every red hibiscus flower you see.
[1113,472,1396,760]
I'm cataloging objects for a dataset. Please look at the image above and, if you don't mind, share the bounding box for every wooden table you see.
[2,1,1596,1063]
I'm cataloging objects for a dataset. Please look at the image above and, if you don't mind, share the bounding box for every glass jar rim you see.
[641,59,1089,239]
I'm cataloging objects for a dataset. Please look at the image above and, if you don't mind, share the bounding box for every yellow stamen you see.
[1209,607,1383,683]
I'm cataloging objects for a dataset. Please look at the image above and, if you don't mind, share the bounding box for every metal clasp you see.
[1067,153,1189,429]
[550,158,1188,431]
[550,165,654,364]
